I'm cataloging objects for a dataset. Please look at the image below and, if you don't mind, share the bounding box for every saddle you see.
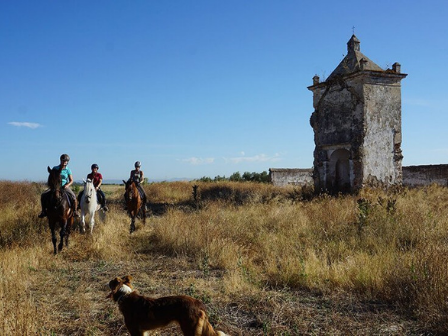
[136,186,145,201]
[61,189,74,208]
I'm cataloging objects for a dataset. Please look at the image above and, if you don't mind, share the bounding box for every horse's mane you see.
[84,178,95,192]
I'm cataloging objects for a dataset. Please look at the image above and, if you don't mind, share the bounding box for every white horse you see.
[80,178,100,234]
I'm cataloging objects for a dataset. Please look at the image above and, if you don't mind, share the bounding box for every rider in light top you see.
[128,161,147,209]
[38,154,79,218]
[77,164,108,211]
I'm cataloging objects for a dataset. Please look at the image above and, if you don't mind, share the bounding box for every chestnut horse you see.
[123,179,146,233]
[46,166,74,254]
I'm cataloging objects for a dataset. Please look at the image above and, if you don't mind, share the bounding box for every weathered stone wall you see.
[269,168,313,187]
[310,76,365,192]
[309,80,364,193]
[362,78,403,187]
[403,165,448,187]
[271,165,448,188]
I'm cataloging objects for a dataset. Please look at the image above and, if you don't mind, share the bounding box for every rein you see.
[85,183,93,203]
[51,187,65,205]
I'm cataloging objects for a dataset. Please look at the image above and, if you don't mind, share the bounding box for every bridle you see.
[85,180,94,204]
[48,169,64,204]
[126,181,138,201]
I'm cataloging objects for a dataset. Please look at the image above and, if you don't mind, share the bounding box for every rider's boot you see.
[39,194,48,218]
[73,201,80,217]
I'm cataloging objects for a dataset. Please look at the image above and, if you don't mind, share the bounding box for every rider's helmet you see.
[134,161,141,168]
[60,154,70,162]
[91,163,99,170]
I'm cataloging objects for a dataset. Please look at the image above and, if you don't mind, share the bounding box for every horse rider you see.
[38,154,79,218]
[126,161,148,209]
[77,163,109,212]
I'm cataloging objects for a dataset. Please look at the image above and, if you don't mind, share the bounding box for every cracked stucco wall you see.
[269,168,313,187]
[309,72,404,193]
[362,80,403,187]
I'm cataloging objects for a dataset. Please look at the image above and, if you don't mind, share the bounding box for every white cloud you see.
[8,122,42,129]
[225,153,282,164]
[181,157,215,165]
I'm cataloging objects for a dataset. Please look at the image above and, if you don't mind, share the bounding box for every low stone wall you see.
[271,165,448,188]
[402,164,448,187]
[269,168,313,187]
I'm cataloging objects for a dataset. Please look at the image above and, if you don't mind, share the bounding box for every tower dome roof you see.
[327,35,383,80]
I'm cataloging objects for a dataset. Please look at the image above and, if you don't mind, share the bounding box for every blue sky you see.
[1,1,448,182]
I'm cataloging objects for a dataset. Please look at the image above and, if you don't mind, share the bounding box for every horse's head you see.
[47,166,62,191]
[47,166,63,203]
[83,178,95,204]
[123,179,136,201]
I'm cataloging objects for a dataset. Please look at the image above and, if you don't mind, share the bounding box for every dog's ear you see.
[106,277,123,299]
[109,277,122,288]
[122,275,133,286]
[108,277,121,291]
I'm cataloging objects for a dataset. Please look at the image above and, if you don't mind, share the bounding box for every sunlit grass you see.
[1,181,448,333]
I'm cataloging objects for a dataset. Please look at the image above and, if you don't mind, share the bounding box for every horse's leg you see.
[50,224,57,255]
[65,217,72,247]
[89,210,95,234]
[130,214,136,234]
[80,209,86,233]
[58,220,67,252]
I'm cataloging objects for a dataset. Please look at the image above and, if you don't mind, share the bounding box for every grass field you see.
[1,181,448,335]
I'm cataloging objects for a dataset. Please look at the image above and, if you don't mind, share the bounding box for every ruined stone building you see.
[270,35,448,190]
[307,34,407,193]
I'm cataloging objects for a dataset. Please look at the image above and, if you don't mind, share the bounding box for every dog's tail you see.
[195,310,227,336]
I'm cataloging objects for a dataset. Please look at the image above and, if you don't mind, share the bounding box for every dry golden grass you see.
[1,181,447,334]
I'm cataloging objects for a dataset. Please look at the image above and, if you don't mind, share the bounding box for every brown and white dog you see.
[107,275,227,336]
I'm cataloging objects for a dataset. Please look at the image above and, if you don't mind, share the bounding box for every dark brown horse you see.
[123,179,146,233]
[46,166,74,254]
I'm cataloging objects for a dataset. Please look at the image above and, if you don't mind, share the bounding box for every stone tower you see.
[308,35,407,193]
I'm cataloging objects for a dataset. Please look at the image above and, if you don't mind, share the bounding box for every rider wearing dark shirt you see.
[77,164,108,211]
[126,161,147,209]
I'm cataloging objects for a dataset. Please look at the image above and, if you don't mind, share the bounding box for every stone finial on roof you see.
[392,62,401,73]
[347,34,360,52]
[360,58,368,70]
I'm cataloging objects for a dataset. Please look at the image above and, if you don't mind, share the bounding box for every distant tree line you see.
[197,171,270,183]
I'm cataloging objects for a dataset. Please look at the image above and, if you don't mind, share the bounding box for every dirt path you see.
[28,248,424,335]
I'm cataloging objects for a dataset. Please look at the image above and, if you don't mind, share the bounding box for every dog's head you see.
[107,275,134,301]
